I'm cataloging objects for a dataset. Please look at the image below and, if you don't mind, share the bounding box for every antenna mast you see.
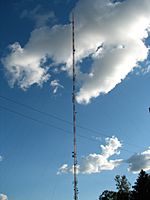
[72,13,78,200]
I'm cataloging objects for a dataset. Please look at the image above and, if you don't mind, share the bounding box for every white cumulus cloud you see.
[57,137,150,175]
[2,0,150,102]
[75,0,150,103]
[58,136,123,174]
[0,194,8,200]
[2,42,50,90]
[126,147,150,173]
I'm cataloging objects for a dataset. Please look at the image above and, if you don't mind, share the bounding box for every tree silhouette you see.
[130,169,150,200]
[99,175,130,200]
[99,170,150,200]
[115,175,131,200]
[99,190,117,200]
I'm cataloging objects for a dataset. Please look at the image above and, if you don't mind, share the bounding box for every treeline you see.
[99,170,150,200]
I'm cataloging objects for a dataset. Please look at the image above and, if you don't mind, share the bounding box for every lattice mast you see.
[72,13,78,200]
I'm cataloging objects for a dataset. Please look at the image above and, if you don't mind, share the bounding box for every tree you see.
[99,190,117,200]
[99,175,130,200]
[99,170,150,200]
[130,170,150,200]
[115,175,131,200]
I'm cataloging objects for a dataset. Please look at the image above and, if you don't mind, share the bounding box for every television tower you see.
[72,13,78,200]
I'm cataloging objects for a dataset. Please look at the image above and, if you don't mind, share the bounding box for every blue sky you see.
[1,0,150,200]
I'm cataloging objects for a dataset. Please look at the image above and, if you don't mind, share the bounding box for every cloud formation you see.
[50,79,64,94]
[58,136,123,174]
[58,136,150,175]
[0,194,8,200]
[21,5,55,28]
[127,148,150,173]
[75,0,150,103]
[0,155,3,162]
[2,24,71,90]
[2,42,50,90]
[2,0,150,103]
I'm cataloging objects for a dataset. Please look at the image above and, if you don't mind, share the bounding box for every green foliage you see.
[99,190,117,200]
[130,170,150,200]
[99,170,150,200]
[115,175,131,200]
[115,175,131,193]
